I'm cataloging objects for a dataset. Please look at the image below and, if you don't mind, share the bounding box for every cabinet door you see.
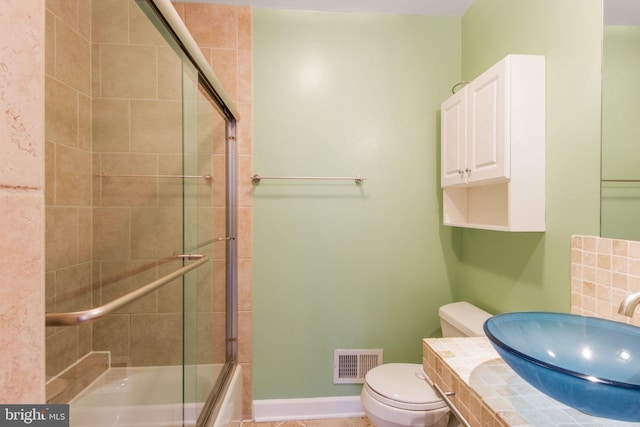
[466,59,509,183]
[441,90,466,187]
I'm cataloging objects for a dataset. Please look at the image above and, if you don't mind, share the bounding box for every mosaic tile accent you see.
[423,337,635,427]
[571,235,640,327]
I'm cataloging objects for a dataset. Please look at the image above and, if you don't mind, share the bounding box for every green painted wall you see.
[601,25,640,241]
[252,0,604,400]
[458,0,602,314]
[252,9,462,399]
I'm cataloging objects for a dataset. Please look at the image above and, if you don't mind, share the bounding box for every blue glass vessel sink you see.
[484,312,640,421]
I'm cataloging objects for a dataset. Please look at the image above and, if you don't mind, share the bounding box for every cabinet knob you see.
[465,168,472,173]
[458,169,464,176]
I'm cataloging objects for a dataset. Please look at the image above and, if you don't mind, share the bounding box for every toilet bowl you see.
[361,363,449,427]
[361,302,492,427]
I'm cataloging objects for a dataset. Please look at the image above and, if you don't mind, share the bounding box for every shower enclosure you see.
[44,0,238,425]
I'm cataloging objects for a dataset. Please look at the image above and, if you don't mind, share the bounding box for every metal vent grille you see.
[333,349,383,384]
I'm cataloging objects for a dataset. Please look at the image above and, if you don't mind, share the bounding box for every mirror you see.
[601,0,640,240]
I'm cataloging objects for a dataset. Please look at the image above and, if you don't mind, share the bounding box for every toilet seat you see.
[364,363,446,411]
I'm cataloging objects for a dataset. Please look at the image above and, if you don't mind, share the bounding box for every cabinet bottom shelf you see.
[443,221,510,231]
[442,183,544,232]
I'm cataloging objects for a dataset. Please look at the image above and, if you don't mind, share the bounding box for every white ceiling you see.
[178,0,640,25]
[175,0,473,16]
[605,0,640,25]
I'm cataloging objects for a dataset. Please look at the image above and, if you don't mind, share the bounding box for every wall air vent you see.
[333,349,383,384]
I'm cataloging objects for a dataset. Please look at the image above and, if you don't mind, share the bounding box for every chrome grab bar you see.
[45,254,209,327]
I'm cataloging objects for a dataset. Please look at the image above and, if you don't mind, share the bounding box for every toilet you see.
[361,302,492,427]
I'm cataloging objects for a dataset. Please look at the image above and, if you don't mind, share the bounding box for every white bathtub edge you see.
[252,396,364,422]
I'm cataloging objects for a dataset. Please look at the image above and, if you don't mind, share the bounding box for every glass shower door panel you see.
[57,1,191,426]
[182,69,228,424]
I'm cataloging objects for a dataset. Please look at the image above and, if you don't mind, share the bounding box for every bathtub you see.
[70,364,241,427]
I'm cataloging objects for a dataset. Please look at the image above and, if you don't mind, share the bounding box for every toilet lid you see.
[365,363,446,411]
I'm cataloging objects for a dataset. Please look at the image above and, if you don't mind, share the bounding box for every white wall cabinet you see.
[440,54,545,231]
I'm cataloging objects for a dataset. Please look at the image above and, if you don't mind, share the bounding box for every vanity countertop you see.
[422,337,638,427]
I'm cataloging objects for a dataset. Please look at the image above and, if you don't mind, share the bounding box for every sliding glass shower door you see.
[182,60,232,425]
[44,0,237,425]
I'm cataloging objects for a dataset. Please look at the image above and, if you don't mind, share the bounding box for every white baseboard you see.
[253,396,364,422]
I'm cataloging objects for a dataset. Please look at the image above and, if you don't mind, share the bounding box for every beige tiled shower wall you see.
[173,3,254,418]
[571,235,640,327]
[45,0,199,382]
[89,0,192,370]
[44,0,94,379]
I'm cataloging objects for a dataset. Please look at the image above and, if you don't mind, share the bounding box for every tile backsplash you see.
[571,235,640,327]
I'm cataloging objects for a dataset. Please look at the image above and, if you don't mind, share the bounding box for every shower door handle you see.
[175,254,206,260]
[433,383,472,427]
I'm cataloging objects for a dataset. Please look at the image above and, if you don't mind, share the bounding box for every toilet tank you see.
[439,301,492,337]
